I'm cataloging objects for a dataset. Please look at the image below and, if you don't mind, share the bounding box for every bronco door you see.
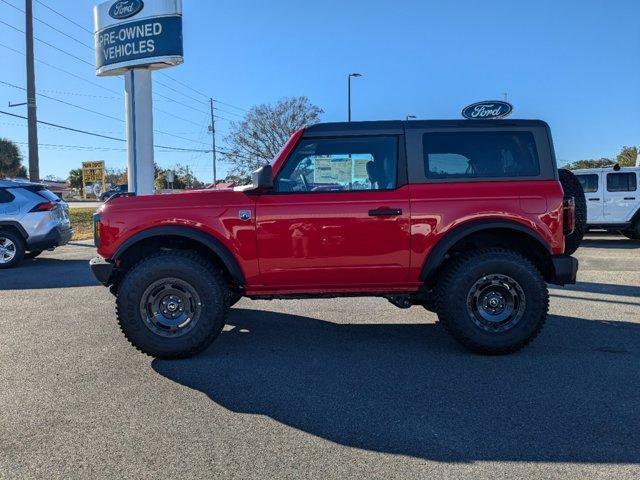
[255,132,411,290]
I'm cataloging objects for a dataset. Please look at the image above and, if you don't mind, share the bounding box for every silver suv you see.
[0,179,72,268]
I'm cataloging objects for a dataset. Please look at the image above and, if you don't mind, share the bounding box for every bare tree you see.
[222,96,323,179]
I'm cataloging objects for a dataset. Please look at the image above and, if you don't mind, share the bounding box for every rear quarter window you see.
[423,131,540,180]
[576,174,599,193]
[0,189,15,203]
[607,172,637,192]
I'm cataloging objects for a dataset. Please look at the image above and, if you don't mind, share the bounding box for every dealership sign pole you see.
[93,0,183,194]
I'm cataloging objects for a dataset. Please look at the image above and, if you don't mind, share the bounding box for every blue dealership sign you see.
[93,0,183,76]
[95,16,183,72]
[462,101,513,120]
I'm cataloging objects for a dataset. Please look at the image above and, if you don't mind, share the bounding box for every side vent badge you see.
[239,210,252,221]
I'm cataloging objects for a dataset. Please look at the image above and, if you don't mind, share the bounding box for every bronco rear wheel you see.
[435,248,549,354]
[116,250,229,359]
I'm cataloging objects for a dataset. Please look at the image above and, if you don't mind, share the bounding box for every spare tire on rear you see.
[558,169,586,255]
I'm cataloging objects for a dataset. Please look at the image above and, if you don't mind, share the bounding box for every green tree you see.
[566,158,615,170]
[0,138,28,178]
[616,146,638,167]
[223,96,323,178]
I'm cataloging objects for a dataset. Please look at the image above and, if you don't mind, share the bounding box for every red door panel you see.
[255,187,411,290]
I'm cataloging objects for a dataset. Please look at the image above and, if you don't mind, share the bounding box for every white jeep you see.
[574,166,640,239]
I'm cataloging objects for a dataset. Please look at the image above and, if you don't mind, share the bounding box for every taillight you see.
[93,213,101,247]
[563,197,575,235]
[29,202,57,212]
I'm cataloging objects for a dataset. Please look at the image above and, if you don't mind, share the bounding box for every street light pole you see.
[347,73,362,122]
[25,0,39,182]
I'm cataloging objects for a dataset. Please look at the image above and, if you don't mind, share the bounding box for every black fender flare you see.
[113,226,246,286]
[0,220,28,239]
[419,220,551,283]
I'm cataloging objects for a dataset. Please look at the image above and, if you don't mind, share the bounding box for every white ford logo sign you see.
[462,101,513,120]
[109,0,144,20]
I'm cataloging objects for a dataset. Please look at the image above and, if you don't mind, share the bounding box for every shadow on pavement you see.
[560,281,640,298]
[0,258,98,290]
[153,308,640,464]
[580,237,640,250]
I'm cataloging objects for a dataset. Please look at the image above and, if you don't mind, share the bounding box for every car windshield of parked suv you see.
[423,131,540,179]
[276,136,398,192]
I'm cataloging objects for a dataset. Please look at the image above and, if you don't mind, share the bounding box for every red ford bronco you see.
[90,119,582,358]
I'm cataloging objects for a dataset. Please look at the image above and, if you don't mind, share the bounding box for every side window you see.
[607,173,637,192]
[276,136,398,192]
[0,189,15,203]
[576,174,599,193]
[423,131,540,180]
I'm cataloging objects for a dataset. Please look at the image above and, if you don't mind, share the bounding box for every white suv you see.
[0,179,72,268]
[574,166,640,239]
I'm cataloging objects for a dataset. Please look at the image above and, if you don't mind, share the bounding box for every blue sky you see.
[1,0,639,182]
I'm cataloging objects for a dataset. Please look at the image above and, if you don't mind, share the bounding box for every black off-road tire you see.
[621,221,640,240]
[558,169,587,255]
[0,230,25,269]
[116,250,230,359]
[25,249,43,260]
[228,290,242,307]
[435,248,549,355]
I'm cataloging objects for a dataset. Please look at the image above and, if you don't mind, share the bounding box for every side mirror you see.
[251,164,273,190]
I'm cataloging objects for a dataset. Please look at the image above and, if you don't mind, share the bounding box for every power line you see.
[13,1,250,115]
[34,0,92,34]
[0,110,247,157]
[0,42,121,95]
[2,80,214,146]
[158,71,249,113]
[0,79,124,123]
[0,0,93,51]
[0,18,93,66]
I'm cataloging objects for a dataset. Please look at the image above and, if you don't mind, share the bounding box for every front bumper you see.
[90,256,114,285]
[27,226,73,251]
[551,255,578,285]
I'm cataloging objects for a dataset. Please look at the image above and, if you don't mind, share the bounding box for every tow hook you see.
[387,295,412,309]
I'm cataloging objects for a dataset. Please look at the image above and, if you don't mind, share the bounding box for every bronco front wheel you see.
[435,248,549,354]
[116,251,229,359]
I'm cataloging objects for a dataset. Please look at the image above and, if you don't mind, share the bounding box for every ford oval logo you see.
[462,101,513,120]
[108,0,144,20]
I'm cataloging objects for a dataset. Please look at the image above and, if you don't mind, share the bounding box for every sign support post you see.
[125,69,155,194]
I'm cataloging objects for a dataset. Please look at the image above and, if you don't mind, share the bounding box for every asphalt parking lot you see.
[1,234,639,479]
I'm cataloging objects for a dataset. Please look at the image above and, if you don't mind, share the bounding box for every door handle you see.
[624,197,635,200]
[588,198,600,201]
[368,208,402,216]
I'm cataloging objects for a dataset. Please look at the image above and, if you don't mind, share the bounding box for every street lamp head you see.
[349,73,363,78]
[406,115,417,120]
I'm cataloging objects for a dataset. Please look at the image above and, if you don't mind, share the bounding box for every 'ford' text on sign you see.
[95,15,183,70]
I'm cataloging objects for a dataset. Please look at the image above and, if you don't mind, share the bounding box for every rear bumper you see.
[27,226,73,251]
[89,256,114,285]
[551,255,578,285]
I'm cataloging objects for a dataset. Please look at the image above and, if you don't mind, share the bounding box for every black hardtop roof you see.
[304,119,550,136]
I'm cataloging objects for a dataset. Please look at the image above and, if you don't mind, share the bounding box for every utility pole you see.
[25,0,39,182]
[209,98,217,187]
